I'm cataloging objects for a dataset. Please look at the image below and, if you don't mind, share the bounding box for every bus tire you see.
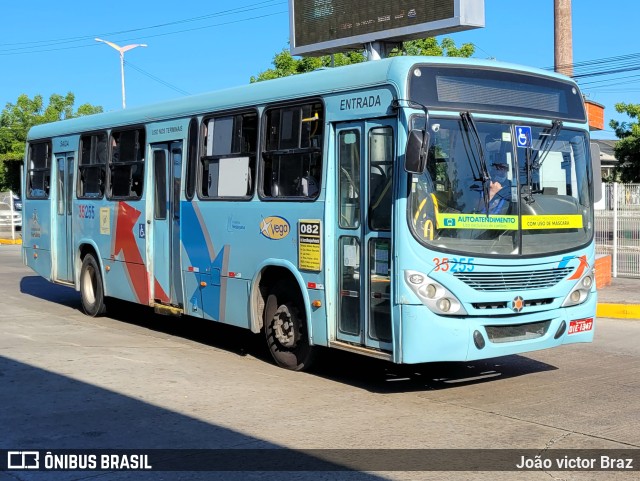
[80,253,106,317]
[264,282,315,371]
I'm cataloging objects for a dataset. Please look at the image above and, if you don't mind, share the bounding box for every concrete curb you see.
[597,303,640,320]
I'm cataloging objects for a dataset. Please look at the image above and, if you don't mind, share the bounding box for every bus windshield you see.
[409,117,593,257]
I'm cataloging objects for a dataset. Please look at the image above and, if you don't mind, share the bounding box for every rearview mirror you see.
[405,129,429,173]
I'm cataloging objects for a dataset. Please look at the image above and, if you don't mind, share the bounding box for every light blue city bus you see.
[22,56,598,370]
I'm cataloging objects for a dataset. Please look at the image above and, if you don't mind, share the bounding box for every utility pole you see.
[554,0,573,77]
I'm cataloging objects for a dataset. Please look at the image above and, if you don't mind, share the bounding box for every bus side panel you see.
[23,247,53,282]
[74,201,149,306]
[216,278,250,329]
[182,200,329,345]
[306,295,327,346]
[102,259,144,304]
[180,201,217,320]
[109,200,149,305]
[22,200,53,280]
[182,270,205,318]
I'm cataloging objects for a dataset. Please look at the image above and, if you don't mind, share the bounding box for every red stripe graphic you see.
[568,255,589,280]
[114,202,149,303]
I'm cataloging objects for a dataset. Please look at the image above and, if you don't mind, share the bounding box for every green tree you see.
[396,37,475,57]
[609,103,640,183]
[251,50,366,82]
[0,92,102,192]
[251,37,475,83]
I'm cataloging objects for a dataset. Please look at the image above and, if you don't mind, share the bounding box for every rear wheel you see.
[264,281,315,371]
[80,254,106,317]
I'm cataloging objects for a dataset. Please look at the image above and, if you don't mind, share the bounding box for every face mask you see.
[491,166,508,184]
[493,173,507,184]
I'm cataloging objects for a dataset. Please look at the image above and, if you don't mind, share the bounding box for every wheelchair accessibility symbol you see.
[516,126,532,148]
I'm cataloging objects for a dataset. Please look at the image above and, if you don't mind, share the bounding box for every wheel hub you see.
[273,305,298,348]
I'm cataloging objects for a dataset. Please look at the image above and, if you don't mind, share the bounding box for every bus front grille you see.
[454,268,574,291]
[472,298,553,310]
[485,320,551,343]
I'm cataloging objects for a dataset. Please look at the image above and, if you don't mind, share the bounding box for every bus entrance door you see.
[335,121,394,354]
[54,152,74,283]
[150,142,184,311]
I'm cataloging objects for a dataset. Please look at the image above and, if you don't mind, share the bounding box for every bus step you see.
[153,303,183,317]
[329,340,393,361]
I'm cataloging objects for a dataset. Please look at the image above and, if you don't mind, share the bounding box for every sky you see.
[1,0,638,140]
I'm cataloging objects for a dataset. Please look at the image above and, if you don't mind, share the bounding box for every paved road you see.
[1,244,639,480]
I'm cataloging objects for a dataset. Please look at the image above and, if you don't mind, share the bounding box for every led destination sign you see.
[290,0,484,56]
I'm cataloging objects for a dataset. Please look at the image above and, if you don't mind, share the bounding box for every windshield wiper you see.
[523,120,563,204]
[523,145,536,204]
[460,111,491,215]
[534,119,563,169]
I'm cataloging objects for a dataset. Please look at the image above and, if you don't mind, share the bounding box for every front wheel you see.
[264,282,315,371]
[80,253,106,317]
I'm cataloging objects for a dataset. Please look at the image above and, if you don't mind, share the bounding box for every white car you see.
[0,193,21,210]
[0,201,21,228]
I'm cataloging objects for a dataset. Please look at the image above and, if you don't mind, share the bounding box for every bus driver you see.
[476,160,511,215]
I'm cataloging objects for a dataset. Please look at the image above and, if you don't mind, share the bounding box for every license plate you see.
[568,318,593,335]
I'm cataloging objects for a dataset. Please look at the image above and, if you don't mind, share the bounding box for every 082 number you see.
[299,222,320,235]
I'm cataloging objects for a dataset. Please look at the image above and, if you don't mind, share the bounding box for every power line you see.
[0,1,284,49]
[106,10,287,47]
[579,73,640,87]
[124,60,191,96]
[544,52,640,85]
[590,88,640,93]
[471,44,496,60]
[0,3,289,101]
[540,51,640,92]
[0,2,286,55]
[573,64,640,80]
[545,52,640,73]
[0,10,286,57]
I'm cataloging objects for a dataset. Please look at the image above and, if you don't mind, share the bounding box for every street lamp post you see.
[95,38,147,109]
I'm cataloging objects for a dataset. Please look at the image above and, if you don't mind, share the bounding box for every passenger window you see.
[199,111,257,199]
[185,118,198,200]
[154,150,167,219]
[108,128,145,200]
[78,132,107,199]
[369,126,394,230]
[338,130,360,228]
[27,141,51,199]
[261,102,323,199]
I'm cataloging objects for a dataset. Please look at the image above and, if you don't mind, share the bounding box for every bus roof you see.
[27,56,576,141]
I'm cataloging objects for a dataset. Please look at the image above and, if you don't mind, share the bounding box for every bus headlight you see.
[425,283,437,299]
[437,298,452,312]
[562,268,594,307]
[404,270,467,316]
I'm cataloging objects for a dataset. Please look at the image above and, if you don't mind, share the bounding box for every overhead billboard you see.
[289,0,485,56]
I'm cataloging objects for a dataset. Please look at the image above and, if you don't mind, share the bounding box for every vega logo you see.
[260,216,290,240]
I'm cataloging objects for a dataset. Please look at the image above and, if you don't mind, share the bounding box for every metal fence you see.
[595,183,640,278]
[0,190,22,241]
